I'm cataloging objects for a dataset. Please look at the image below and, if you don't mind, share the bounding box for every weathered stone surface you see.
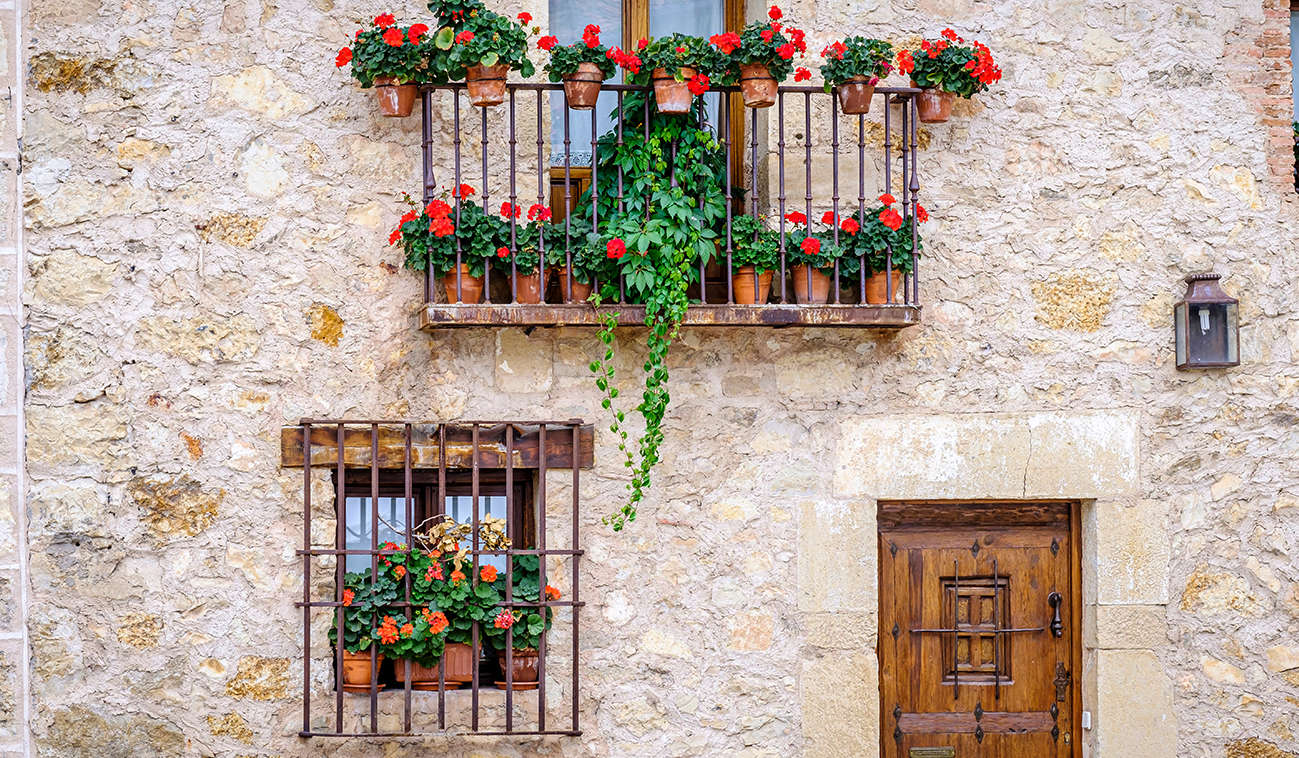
[37,705,184,758]
[115,612,161,649]
[134,314,261,364]
[306,303,343,347]
[1181,565,1270,618]
[29,250,117,306]
[208,712,254,744]
[224,656,290,700]
[196,212,266,247]
[1228,738,1299,758]
[1096,499,1170,605]
[127,475,222,543]
[801,651,877,758]
[1095,605,1167,650]
[1030,271,1117,331]
[1203,656,1246,685]
[1097,650,1177,756]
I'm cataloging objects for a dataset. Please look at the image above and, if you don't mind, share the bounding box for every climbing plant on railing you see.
[580,87,727,530]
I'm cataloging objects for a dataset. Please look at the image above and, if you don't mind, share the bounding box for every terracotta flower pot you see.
[341,648,384,687]
[441,642,476,683]
[553,266,593,303]
[496,648,539,683]
[837,76,875,115]
[790,264,831,304]
[731,266,773,305]
[652,67,696,114]
[512,270,544,304]
[441,264,485,304]
[864,269,905,304]
[466,63,510,107]
[393,660,460,690]
[373,77,416,118]
[563,62,604,110]
[739,63,778,109]
[915,87,955,123]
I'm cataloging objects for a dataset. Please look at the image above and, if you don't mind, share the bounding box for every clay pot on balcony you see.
[915,87,955,124]
[513,270,545,304]
[563,62,604,110]
[652,67,696,114]
[466,64,510,107]
[739,63,778,108]
[731,266,773,305]
[553,267,593,303]
[373,77,416,118]
[441,264,485,304]
[864,269,904,304]
[441,642,476,683]
[790,264,831,304]
[341,649,385,692]
[836,76,875,115]
[393,660,461,690]
[496,648,540,690]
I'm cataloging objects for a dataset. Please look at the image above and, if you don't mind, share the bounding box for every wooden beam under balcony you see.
[419,303,922,330]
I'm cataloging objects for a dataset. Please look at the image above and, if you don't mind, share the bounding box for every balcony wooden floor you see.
[419,303,922,330]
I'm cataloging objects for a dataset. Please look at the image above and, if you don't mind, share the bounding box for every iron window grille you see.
[285,419,592,737]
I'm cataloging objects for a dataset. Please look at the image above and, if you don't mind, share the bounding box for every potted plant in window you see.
[483,555,560,689]
[546,217,609,303]
[895,29,1002,124]
[328,568,399,691]
[391,187,500,304]
[539,26,621,110]
[494,202,556,304]
[639,34,719,114]
[729,214,779,304]
[710,5,808,108]
[335,13,431,117]
[783,211,845,304]
[432,7,536,107]
[819,36,893,115]
[838,195,929,303]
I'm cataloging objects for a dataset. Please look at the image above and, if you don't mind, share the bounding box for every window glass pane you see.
[549,0,623,166]
[650,0,724,125]
[445,495,510,572]
[344,496,409,573]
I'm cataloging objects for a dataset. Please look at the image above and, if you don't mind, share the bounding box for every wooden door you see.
[879,502,1082,758]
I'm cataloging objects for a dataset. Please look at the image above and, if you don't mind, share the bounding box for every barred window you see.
[283,420,591,737]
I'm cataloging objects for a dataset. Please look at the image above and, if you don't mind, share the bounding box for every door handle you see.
[1047,592,1063,638]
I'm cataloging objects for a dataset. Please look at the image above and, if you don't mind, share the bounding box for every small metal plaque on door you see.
[909,749,955,758]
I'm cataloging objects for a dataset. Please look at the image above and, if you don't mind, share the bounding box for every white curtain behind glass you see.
[650,0,724,127]
[549,0,623,166]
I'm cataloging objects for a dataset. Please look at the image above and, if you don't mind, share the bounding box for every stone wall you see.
[18,0,1299,757]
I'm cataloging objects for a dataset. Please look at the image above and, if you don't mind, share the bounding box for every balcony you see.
[413,81,925,330]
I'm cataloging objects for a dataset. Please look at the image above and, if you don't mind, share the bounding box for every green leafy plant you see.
[390,186,505,277]
[545,215,613,285]
[431,6,536,79]
[896,29,1001,98]
[818,36,894,91]
[638,33,721,85]
[729,214,780,273]
[837,195,930,278]
[540,25,619,82]
[709,5,808,84]
[493,202,558,275]
[782,210,846,270]
[328,566,399,653]
[482,555,562,652]
[335,13,432,87]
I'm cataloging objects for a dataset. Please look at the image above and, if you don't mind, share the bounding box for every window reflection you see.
[548,0,623,166]
[344,496,409,573]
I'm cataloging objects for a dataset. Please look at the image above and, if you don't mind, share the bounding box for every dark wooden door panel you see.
[880,502,1081,758]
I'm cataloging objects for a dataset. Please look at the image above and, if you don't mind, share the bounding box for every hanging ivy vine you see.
[577,89,727,530]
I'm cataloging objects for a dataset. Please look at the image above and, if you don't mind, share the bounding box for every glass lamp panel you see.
[1190,303,1232,366]
[1174,302,1187,368]
[344,496,410,573]
[548,0,623,166]
[1225,302,1240,364]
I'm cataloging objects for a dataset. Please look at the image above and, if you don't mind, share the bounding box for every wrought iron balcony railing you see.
[416,81,923,329]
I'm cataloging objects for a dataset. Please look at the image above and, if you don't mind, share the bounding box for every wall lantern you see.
[1174,273,1239,370]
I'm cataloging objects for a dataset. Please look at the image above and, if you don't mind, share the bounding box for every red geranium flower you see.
[687,73,710,95]
[500,201,520,218]
[342,588,355,606]
[408,23,428,44]
[494,610,515,629]
[426,199,451,218]
[538,35,558,51]
[583,23,601,47]
[638,38,648,50]
[896,49,914,75]
[793,66,810,82]
[544,585,562,601]
[789,28,806,53]
[675,45,686,54]
[879,208,903,230]
[710,32,741,55]
[480,565,498,582]
[785,211,806,225]
[335,47,352,67]
[455,30,474,44]
[400,622,414,638]
[800,236,821,256]
[841,218,860,234]
[776,43,795,60]
[388,228,402,245]
[606,237,626,259]
[373,12,395,27]
[427,610,449,634]
[393,565,407,580]
[768,5,782,20]
[399,210,418,225]
[383,27,404,46]
[760,28,774,43]
[823,41,846,60]
[452,183,475,198]
[916,204,929,223]
[450,569,466,584]
[430,217,454,237]
[821,210,836,224]
[517,12,532,25]
[496,246,510,258]
[527,203,552,221]
[878,193,895,205]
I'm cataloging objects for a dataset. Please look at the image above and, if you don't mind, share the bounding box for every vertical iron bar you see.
[563,103,572,295]
[402,423,413,733]
[698,104,707,304]
[510,89,519,302]
[570,422,580,735]
[436,425,447,730]
[421,91,434,305]
[368,424,379,733]
[883,97,894,304]
[803,92,812,301]
[504,425,515,731]
[857,114,866,302]
[749,106,759,220]
[471,423,481,732]
[453,95,463,301]
[301,423,312,735]
[777,93,786,303]
[481,109,491,299]
[722,95,733,303]
[590,102,599,245]
[334,423,344,733]
[830,93,840,304]
[537,423,548,732]
[537,91,548,303]
[909,96,920,305]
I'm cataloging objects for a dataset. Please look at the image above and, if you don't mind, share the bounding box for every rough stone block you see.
[835,411,1139,499]
[1095,604,1168,649]
[797,500,875,616]
[1096,499,1170,605]
[495,328,554,393]
[800,650,878,758]
[1096,650,1177,757]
